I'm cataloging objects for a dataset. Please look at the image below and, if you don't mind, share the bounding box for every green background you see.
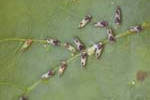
[0,0,150,100]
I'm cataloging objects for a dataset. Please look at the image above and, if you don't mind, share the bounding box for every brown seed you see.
[136,70,148,82]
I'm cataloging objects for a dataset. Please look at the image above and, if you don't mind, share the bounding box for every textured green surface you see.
[0,0,150,100]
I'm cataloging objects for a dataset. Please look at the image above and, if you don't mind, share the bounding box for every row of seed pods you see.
[20,6,144,100]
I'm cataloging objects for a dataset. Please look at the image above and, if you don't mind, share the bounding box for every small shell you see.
[81,52,88,68]
[94,21,108,27]
[128,25,143,33]
[95,42,103,59]
[107,28,115,42]
[58,61,67,77]
[115,6,122,25]
[46,38,60,46]
[21,39,33,51]
[78,15,92,28]
[73,38,85,51]
[41,70,55,79]
[19,96,27,100]
[64,43,76,52]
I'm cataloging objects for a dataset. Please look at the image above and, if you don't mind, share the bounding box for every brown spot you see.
[81,52,87,59]
[48,70,55,76]
[85,15,92,21]
[26,39,33,45]
[53,39,59,46]
[137,25,143,31]
[101,21,108,27]
[109,36,115,42]
[79,45,85,51]
[115,17,121,24]
[136,70,148,82]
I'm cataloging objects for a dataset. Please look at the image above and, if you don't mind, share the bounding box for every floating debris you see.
[128,25,143,33]
[94,21,108,27]
[19,96,27,100]
[73,38,85,51]
[58,61,67,77]
[107,28,115,42]
[78,15,92,28]
[64,42,76,52]
[115,6,122,25]
[46,38,60,46]
[95,42,104,59]
[81,52,88,68]
[21,39,33,51]
[41,70,55,79]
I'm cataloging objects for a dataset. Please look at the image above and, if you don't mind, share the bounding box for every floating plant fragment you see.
[81,52,88,68]
[115,6,122,25]
[128,25,143,33]
[64,42,76,52]
[73,38,85,51]
[95,42,104,59]
[46,38,60,46]
[21,39,33,51]
[94,21,108,27]
[78,15,92,28]
[41,70,55,79]
[58,61,67,77]
[107,28,115,42]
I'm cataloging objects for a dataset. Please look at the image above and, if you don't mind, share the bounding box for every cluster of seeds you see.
[19,6,145,100]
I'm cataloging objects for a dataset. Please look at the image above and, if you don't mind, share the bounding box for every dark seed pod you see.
[128,25,143,33]
[58,61,67,77]
[46,38,60,46]
[73,38,85,51]
[94,21,108,27]
[95,42,104,59]
[41,70,55,79]
[107,28,115,42]
[81,52,88,68]
[115,6,122,25]
[78,15,92,28]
